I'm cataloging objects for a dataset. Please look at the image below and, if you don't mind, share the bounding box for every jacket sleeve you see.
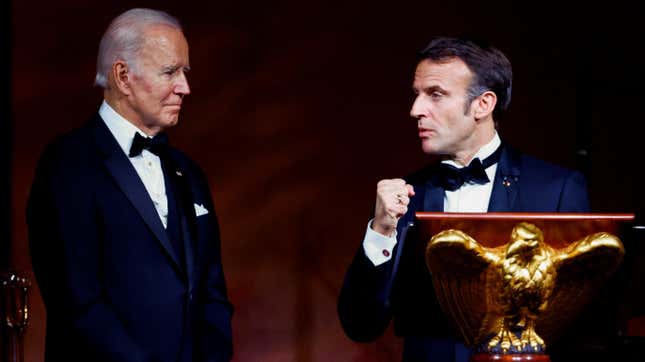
[337,243,396,342]
[337,210,416,342]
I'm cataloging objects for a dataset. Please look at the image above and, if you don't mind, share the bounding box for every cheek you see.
[454,118,475,138]
[133,75,156,94]
[140,78,170,103]
[142,81,155,93]
[160,86,177,103]
[443,104,467,124]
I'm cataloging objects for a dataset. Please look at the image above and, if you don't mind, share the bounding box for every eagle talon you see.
[486,321,522,353]
[520,319,544,352]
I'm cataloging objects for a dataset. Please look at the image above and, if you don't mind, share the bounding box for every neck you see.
[450,126,497,166]
[104,91,160,136]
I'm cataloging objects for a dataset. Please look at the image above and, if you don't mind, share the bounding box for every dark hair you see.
[419,37,513,120]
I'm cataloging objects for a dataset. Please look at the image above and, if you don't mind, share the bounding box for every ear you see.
[111,60,133,95]
[472,91,497,120]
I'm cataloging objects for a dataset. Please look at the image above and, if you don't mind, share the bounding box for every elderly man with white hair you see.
[27,8,233,362]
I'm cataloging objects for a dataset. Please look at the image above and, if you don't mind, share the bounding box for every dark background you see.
[3,1,645,361]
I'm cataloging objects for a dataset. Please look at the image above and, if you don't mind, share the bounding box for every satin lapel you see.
[488,144,521,212]
[90,116,183,271]
[166,151,197,284]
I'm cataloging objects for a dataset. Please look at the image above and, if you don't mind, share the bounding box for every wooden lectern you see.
[416,212,635,362]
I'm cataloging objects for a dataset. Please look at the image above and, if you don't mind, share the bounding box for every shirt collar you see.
[99,100,150,157]
[443,132,501,168]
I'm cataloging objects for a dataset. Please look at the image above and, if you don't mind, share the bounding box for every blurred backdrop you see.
[4,0,645,361]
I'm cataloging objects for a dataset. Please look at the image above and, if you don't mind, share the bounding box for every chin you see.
[421,142,439,155]
[164,116,179,128]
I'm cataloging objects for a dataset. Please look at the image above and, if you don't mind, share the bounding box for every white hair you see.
[94,8,182,88]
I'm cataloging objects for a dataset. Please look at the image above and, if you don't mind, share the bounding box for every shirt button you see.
[382,249,390,257]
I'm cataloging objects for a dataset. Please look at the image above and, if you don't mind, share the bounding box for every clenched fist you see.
[372,179,415,236]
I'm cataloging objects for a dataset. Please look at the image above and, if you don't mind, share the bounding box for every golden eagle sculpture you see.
[425,222,624,354]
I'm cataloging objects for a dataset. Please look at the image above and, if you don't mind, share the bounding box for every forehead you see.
[138,25,189,64]
[413,58,473,91]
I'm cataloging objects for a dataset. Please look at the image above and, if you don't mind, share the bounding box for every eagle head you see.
[506,222,543,259]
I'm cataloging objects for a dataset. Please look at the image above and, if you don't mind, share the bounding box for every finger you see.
[406,184,415,197]
[383,184,410,196]
[377,178,406,190]
[395,194,410,206]
[388,212,399,225]
[378,190,409,209]
[393,205,408,219]
[378,185,408,199]
[376,181,409,212]
[387,203,408,218]
[392,193,403,204]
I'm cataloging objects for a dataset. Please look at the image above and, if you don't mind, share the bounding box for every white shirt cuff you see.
[362,219,398,266]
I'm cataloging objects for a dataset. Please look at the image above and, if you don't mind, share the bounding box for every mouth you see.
[418,128,434,138]
[165,104,182,112]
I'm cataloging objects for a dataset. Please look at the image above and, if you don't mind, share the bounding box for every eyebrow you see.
[413,84,449,95]
[424,85,448,94]
[162,65,191,73]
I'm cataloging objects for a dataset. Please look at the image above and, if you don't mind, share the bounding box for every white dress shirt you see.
[363,133,502,266]
[99,100,169,228]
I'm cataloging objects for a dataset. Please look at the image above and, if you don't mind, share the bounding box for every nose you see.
[410,95,425,120]
[174,72,191,97]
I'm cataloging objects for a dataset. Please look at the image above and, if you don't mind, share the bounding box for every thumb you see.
[406,184,415,197]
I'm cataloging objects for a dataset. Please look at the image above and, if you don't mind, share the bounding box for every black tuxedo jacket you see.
[27,114,233,362]
[338,144,590,361]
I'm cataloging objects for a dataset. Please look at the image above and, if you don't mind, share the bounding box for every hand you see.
[372,179,415,236]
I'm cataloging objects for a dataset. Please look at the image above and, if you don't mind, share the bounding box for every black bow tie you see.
[129,132,169,157]
[435,145,502,191]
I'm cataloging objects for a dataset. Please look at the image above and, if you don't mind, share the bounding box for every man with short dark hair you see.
[338,37,589,362]
[27,8,233,362]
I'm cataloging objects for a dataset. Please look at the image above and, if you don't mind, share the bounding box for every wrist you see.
[371,220,395,237]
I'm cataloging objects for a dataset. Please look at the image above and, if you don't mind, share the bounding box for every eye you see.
[161,67,179,76]
[430,92,443,100]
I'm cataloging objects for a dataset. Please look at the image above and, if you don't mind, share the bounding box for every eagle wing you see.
[537,232,625,344]
[425,229,502,346]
